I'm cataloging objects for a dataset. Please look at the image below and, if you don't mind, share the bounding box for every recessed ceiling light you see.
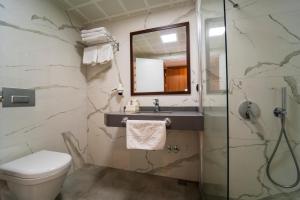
[161,33,177,43]
[209,27,225,37]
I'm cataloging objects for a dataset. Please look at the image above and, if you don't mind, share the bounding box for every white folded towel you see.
[126,120,166,150]
[83,46,98,65]
[97,44,113,64]
[81,32,107,39]
[82,34,108,44]
[83,44,114,65]
[81,27,107,34]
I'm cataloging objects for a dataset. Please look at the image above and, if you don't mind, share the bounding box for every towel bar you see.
[121,117,172,128]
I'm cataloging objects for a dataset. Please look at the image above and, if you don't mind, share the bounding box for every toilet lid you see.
[0,150,72,179]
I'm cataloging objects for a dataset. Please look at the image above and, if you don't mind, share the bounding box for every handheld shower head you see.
[282,87,287,110]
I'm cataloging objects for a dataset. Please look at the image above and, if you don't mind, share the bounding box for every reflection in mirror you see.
[131,22,190,95]
[205,18,226,94]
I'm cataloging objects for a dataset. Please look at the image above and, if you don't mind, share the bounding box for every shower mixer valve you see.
[238,101,260,121]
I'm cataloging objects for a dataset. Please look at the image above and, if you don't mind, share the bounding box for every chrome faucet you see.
[153,99,160,112]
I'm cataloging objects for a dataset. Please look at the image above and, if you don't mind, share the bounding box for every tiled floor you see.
[58,165,200,200]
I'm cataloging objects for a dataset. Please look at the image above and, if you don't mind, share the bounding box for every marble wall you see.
[225,0,300,199]
[0,0,87,170]
[86,3,200,181]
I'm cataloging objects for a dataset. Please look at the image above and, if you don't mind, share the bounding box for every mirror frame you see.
[130,22,191,96]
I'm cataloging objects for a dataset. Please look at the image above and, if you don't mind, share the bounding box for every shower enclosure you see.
[199,0,300,199]
[225,0,300,199]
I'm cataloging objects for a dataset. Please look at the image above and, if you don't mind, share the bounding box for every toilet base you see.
[7,172,68,200]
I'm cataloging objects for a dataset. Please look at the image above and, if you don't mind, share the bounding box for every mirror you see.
[205,18,226,94]
[130,22,191,95]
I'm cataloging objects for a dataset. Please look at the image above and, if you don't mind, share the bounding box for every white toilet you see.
[0,150,72,200]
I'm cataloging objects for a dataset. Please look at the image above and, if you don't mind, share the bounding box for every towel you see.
[82,34,108,44]
[81,27,107,34]
[97,44,113,64]
[83,46,98,65]
[126,120,166,150]
[81,31,110,39]
[83,44,114,65]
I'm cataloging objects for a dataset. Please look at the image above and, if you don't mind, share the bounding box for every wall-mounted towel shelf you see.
[78,32,119,52]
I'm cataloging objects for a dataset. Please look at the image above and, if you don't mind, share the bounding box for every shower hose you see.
[266,108,300,188]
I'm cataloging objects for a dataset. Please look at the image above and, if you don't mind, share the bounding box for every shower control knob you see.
[239,101,260,121]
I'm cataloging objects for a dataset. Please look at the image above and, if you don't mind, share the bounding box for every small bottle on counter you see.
[125,98,140,113]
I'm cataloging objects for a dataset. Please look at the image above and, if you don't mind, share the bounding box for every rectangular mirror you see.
[205,18,226,94]
[130,22,191,95]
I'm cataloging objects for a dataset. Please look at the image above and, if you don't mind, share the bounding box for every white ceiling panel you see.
[67,0,90,6]
[121,0,146,11]
[58,0,194,25]
[52,0,71,9]
[68,10,87,24]
[79,4,106,20]
[147,0,171,6]
[98,0,124,15]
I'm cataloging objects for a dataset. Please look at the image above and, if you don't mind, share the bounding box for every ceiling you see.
[133,26,187,57]
[53,0,194,25]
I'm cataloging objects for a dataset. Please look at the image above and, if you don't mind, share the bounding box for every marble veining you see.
[148,153,199,174]
[244,50,300,75]
[31,14,79,31]
[31,84,80,91]
[61,132,86,170]
[4,106,81,136]
[268,14,300,42]
[5,64,79,70]
[284,76,300,104]
[232,20,255,47]
[0,20,74,45]
[135,151,154,173]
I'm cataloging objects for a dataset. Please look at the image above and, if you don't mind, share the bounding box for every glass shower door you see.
[198,0,228,199]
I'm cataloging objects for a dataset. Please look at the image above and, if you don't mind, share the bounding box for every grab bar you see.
[121,117,172,128]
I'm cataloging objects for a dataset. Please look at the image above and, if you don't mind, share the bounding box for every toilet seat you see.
[0,150,71,185]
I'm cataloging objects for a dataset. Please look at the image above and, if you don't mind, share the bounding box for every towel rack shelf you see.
[78,32,119,52]
[121,117,172,128]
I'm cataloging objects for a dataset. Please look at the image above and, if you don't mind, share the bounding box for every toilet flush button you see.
[11,96,30,103]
